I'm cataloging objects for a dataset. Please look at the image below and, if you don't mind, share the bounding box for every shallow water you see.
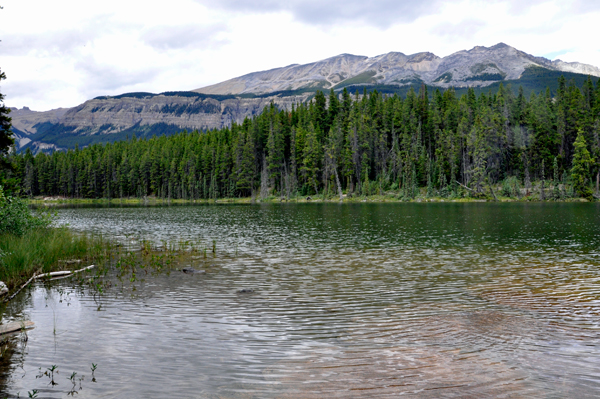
[2,202,600,397]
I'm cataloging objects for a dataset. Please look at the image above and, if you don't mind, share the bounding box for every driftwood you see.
[3,265,95,303]
[3,268,42,303]
[36,271,73,278]
[35,265,95,280]
[0,321,34,335]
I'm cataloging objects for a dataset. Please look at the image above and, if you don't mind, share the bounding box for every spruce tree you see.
[553,157,561,199]
[571,129,594,200]
[0,70,14,176]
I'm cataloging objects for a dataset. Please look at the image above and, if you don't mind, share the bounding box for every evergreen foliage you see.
[0,70,14,179]
[571,129,595,200]
[0,185,50,236]
[6,77,600,200]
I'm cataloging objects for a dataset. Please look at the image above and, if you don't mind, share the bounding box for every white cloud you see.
[194,0,444,28]
[1,0,600,111]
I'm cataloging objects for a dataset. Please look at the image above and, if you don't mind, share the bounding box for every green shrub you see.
[0,185,50,236]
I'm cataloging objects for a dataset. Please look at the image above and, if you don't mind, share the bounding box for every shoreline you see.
[0,227,113,297]
[27,193,592,206]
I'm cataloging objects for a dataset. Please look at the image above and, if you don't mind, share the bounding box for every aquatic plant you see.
[67,371,79,395]
[91,363,97,382]
[36,364,58,386]
[48,365,58,386]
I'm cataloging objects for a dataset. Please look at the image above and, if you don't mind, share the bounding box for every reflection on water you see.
[1,203,600,398]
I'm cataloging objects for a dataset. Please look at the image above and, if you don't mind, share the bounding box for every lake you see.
[2,202,600,398]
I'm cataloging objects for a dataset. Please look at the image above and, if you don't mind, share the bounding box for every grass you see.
[26,188,593,207]
[24,177,594,207]
[0,227,111,291]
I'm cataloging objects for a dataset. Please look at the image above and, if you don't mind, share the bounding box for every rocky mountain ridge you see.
[9,43,600,153]
[10,92,311,153]
[195,43,600,95]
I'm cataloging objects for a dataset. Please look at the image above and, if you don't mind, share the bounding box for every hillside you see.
[194,43,600,95]
[9,43,600,153]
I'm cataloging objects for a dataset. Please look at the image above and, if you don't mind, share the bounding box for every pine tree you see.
[0,70,14,188]
[11,75,599,202]
[553,156,561,199]
[571,129,594,200]
[266,118,284,192]
[235,129,255,196]
[301,123,322,195]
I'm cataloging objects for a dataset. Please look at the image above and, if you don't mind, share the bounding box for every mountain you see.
[11,92,312,153]
[10,43,600,153]
[194,43,600,95]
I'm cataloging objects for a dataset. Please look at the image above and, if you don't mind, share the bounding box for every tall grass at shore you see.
[0,185,112,291]
[0,227,110,290]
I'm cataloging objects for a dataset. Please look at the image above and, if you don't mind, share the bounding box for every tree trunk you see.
[333,166,343,202]
[540,180,545,200]
[487,180,498,202]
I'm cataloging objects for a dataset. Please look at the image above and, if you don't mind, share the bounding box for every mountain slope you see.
[9,43,600,153]
[194,43,600,95]
[12,92,312,153]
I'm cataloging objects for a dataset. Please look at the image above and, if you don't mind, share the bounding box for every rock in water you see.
[182,268,205,274]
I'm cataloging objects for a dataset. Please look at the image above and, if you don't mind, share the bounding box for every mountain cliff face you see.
[11,92,311,153]
[194,43,600,95]
[10,43,600,153]
[10,107,69,151]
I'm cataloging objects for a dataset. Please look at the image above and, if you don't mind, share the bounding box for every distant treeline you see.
[5,76,600,200]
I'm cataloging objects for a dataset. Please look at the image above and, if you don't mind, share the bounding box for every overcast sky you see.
[1,0,600,111]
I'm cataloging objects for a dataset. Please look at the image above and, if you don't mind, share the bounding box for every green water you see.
[2,203,600,398]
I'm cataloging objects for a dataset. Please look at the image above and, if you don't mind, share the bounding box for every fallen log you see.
[4,265,97,303]
[34,265,95,280]
[0,321,35,335]
[455,181,475,192]
[36,271,72,278]
[4,269,42,303]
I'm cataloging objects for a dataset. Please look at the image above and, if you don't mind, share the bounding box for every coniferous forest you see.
[5,76,600,201]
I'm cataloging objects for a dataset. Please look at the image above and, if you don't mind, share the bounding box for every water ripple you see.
[1,203,599,398]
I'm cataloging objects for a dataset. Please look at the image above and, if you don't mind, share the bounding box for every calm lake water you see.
[2,202,600,398]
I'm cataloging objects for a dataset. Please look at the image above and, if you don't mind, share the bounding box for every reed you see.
[0,227,111,291]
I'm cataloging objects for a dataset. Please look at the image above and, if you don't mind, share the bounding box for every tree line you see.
[4,76,600,201]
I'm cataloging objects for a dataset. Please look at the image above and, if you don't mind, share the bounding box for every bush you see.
[0,185,50,236]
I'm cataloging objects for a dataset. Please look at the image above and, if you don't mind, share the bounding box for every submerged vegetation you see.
[3,77,600,201]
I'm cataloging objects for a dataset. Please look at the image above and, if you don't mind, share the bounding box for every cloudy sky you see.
[1,0,600,111]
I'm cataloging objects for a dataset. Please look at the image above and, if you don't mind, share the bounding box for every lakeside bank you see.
[28,190,593,206]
